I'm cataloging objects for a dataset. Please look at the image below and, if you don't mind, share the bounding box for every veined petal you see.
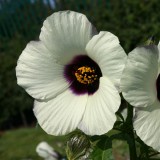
[40,11,96,65]
[33,89,88,136]
[16,41,69,100]
[78,77,120,135]
[157,42,160,73]
[121,45,158,107]
[134,101,160,152]
[86,31,126,90]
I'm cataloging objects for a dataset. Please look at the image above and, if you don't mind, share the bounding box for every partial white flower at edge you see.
[36,141,59,160]
[16,11,127,136]
[121,44,160,152]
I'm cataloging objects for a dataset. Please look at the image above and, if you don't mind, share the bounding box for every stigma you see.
[75,66,98,84]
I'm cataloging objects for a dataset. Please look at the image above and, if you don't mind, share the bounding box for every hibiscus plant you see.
[16,11,160,160]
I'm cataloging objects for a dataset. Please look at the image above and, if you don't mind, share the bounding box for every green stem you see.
[126,104,137,160]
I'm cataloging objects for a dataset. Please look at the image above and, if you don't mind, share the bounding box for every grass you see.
[0,127,66,160]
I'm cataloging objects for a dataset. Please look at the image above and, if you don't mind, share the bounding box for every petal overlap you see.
[16,41,69,100]
[40,11,96,65]
[86,31,127,90]
[78,77,120,135]
[34,89,88,135]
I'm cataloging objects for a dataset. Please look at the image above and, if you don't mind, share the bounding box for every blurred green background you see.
[1,0,160,159]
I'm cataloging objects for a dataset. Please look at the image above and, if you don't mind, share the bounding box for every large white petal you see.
[33,89,88,136]
[134,101,160,152]
[121,45,158,107]
[16,41,69,100]
[78,77,120,135]
[40,11,96,65]
[86,31,126,90]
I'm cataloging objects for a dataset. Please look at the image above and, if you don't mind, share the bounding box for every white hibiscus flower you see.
[121,44,160,151]
[16,11,126,136]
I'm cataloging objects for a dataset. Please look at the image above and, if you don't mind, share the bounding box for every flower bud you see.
[66,133,91,160]
[36,141,59,160]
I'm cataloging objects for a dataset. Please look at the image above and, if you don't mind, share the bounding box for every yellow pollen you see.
[75,66,98,84]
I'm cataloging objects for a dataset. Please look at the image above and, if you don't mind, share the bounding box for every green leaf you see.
[90,135,114,160]
[91,148,114,160]
[97,136,111,150]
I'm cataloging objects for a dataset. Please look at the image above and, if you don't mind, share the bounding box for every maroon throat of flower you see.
[64,55,102,95]
[157,74,160,101]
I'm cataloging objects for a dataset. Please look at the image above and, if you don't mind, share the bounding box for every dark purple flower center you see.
[64,55,102,95]
[156,74,160,101]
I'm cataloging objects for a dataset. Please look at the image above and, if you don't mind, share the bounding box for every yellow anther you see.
[75,66,98,84]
